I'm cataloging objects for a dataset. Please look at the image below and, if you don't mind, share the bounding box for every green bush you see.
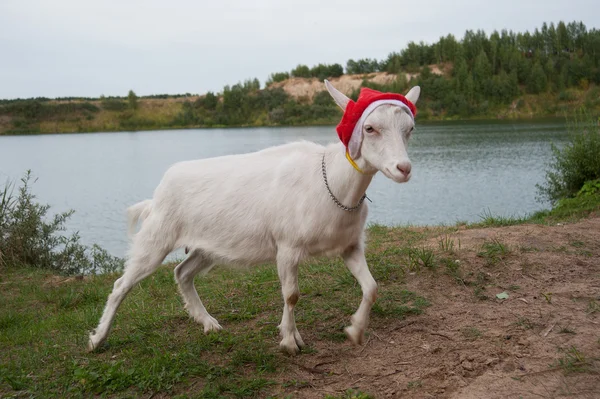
[537,112,600,203]
[101,99,128,111]
[0,171,124,275]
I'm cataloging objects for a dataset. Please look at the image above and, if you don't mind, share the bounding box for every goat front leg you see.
[276,247,304,355]
[343,244,377,345]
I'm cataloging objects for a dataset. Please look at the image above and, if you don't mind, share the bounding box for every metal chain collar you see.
[321,154,367,212]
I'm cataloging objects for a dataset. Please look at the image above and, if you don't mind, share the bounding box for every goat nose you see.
[396,161,412,176]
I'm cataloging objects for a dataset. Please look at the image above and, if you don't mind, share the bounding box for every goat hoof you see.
[87,334,103,352]
[344,325,364,346]
[294,329,305,348]
[203,316,223,333]
[279,336,300,356]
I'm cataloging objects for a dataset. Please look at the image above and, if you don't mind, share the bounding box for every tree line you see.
[2,20,599,133]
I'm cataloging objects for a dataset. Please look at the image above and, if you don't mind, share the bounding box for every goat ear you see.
[324,80,350,111]
[405,86,421,104]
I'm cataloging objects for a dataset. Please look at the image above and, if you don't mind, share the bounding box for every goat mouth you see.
[383,168,410,183]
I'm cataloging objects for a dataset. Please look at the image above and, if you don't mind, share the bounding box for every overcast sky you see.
[0,0,597,99]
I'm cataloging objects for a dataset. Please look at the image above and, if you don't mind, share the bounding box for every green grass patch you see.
[0,242,430,398]
[553,346,593,374]
[476,209,530,227]
[477,239,511,265]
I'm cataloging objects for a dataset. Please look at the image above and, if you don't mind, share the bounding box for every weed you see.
[474,286,489,300]
[0,171,123,274]
[587,299,600,314]
[554,346,590,374]
[541,292,553,304]
[478,209,529,227]
[438,235,460,252]
[558,324,576,334]
[515,317,535,330]
[461,326,482,341]
[407,380,423,389]
[325,389,375,399]
[537,110,600,203]
[478,239,511,265]
[441,257,465,285]
[407,247,436,271]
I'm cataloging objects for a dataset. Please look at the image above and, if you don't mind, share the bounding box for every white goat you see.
[89,81,421,355]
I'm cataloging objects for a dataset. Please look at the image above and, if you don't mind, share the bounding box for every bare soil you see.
[270,66,446,101]
[277,218,600,398]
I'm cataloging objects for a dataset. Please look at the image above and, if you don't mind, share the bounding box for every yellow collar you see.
[345,151,364,174]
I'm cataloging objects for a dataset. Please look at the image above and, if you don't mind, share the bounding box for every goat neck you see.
[323,143,375,208]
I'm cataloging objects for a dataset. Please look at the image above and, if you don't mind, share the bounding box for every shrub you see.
[101,99,128,111]
[0,171,124,275]
[537,112,600,203]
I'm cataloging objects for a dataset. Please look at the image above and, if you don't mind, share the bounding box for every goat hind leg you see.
[276,248,304,355]
[174,249,221,333]
[88,243,169,351]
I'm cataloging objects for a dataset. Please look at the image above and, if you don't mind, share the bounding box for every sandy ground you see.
[278,218,600,398]
[270,66,446,101]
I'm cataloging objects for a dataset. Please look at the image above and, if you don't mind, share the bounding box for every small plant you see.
[541,292,553,304]
[478,209,528,227]
[442,257,465,285]
[473,286,488,300]
[478,239,510,265]
[407,380,423,389]
[515,317,535,330]
[461,326,482,341]
[554,346,590,374]
[325,389,375,399]
[587,299,600,314]
[407,247,436,271]
[0,171,123,275]
[537,111,600,204]
[558,324,576,334]
[438,235,459,252]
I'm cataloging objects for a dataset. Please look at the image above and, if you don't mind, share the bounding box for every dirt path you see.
[279,218,600,398]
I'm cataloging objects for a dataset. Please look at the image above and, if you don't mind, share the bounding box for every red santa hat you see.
[336,87,417,159]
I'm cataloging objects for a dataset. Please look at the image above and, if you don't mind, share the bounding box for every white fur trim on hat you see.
[348,99,415,159]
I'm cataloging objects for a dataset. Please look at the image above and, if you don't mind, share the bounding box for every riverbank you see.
[1,76,599,136]
[2,196,599,398]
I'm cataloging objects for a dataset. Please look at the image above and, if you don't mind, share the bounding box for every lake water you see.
[0,121,567,257]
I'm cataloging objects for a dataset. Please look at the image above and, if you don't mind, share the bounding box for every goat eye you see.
[365,125,374,133]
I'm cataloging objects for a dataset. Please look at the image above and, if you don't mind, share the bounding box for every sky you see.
[0,0,597,99]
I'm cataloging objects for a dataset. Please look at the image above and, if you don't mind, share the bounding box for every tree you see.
[291,64,311,78]
[527,62,548,93]
[198,91,217,110]
[472,50,492,96]
[128,90,138,110]
[346,58,380,74]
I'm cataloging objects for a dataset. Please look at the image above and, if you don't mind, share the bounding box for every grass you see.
[461,326,483,341]
[587,300,600,314]
[477,239,511,265]
[466,190,600,228]
[438,235,460,252]
[554,346,593,374]
[324,389,375,399]
[0,238,432,398]
[476,209,530,227]
[515,317,536,330]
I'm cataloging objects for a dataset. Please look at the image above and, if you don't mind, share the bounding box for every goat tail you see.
[127,199,152,237]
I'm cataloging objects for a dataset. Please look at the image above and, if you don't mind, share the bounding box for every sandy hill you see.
[269,66,446,101]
